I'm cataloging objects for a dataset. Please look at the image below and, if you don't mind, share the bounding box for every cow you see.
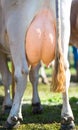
[70,0,78,47]
[0,52,12,113]
[0,0,75,129]
[0,2,12,113]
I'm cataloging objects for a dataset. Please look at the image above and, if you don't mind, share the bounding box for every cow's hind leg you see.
[5,63,28,128]
[0,52,12,114]
[4,35,29,128]
[29,63,43,114]
[61,68,75,130]
[60,0,75,129]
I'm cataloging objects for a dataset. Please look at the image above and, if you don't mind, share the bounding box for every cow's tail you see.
[51,0,65,92]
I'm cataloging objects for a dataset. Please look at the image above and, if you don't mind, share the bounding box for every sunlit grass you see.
[0,64,78,130]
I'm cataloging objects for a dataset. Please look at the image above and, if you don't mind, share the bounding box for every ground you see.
[0,61,78,130]
[0,80,78,130]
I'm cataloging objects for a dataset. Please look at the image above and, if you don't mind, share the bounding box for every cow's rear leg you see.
[60,1,75,129]
[61,67,75,130]
[0,52,12,114]
[29,63,43,114]
[5,65,28,128]
[4,45,28,128]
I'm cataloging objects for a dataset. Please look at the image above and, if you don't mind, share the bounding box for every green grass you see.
[0,59,78,130]
[0,80,78,130]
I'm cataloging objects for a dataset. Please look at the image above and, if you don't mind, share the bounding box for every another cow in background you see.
[0,0,75,130]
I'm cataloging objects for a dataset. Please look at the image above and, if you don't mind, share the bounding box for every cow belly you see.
[26,9,56,67]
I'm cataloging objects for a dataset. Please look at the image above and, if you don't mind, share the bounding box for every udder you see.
[26,8,56,67]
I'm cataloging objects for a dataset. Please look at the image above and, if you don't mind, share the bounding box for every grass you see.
[0,80,78,130]
[0,60,78,130]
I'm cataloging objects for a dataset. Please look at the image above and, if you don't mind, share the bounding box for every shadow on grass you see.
[69,97,78,126]
[22,97,78,126]
[0,96,4,105]
[0,96,78,129]
[22,103,62,124]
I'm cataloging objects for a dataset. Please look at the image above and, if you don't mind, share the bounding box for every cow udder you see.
[26,8,56,67]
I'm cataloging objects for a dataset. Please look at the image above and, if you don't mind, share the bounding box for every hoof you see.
[4,120,20,129]
[4,116,22,129]
[2,105,11,114]
[32,103,43,114]
[11,116,23,122]
[61,117,75,130]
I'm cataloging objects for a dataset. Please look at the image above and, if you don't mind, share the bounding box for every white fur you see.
[0,0,74,125]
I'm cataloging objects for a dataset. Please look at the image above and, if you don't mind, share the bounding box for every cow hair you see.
[51,47,66,92]
[51,0,66,92]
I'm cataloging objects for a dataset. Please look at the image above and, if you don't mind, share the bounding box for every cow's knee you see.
[29,63,41,84]
[21,60,29,75]
[29,70,39,85]
[14,68,27,84]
